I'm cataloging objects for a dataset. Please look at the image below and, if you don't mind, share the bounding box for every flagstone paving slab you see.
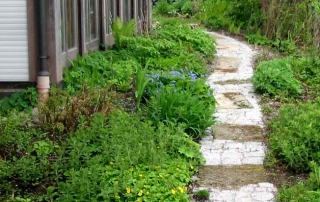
[215,92,253,109]
[212,124,264,142]
[195,165,267,189]
[200,136,266,166]
[213,57,241,73]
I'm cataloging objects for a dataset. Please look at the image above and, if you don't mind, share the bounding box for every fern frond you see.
[111,17,136,49]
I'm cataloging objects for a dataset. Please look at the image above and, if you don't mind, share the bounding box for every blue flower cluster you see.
[147,73,164,86]
[169,70,185,78]
[169,70,198,81]
[189,72,197,81]
[146,70,199,95]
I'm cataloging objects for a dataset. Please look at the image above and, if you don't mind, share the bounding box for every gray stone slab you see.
[195,165,267,192]
[215,92,253,109]
[213,124,264,142]
[213,57,241,73]
[200,139,266,166]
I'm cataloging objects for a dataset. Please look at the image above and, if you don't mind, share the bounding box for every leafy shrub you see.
[144,70,215,138]
[246,33,297,53]
[173,0,194,15]
[154,0,174,16]
[121,36,207,74]
[252,58,302,97]
[64,52,139,93]
[154,0,195,16]
[0,88,38,116]
[278,162,320,201]
[269,101,320,172]
[195,0,231,30]
[155,22,216,60]
[227,0,261,29]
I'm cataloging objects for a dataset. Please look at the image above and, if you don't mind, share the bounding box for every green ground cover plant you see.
[54,111,203,202]
[0,109,203,201]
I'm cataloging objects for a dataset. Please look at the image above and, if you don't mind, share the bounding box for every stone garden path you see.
[191,32,278,202]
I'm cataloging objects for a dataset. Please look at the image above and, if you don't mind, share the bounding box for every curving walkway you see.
[192,32,278,202]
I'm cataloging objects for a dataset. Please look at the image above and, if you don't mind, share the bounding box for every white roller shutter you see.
[0,0,29,81]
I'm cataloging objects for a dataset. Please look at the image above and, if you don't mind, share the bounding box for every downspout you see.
[37,0,50,101]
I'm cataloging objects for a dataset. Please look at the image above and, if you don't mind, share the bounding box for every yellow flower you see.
[139,174,143,177]
[146,191,150,195]
[126,187,131,194]
[109,162,114,165]
[178,186,184,193]
[138,190,143,196]
[137,198,142,202]
[190,165,194,170]
[171,189,176,195]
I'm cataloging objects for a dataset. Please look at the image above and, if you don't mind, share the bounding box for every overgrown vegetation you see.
[2,0,319,200]
[0,17,216,201]
[152,0,320,201]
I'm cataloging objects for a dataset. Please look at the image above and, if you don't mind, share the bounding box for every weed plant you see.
[0,88,38,116]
